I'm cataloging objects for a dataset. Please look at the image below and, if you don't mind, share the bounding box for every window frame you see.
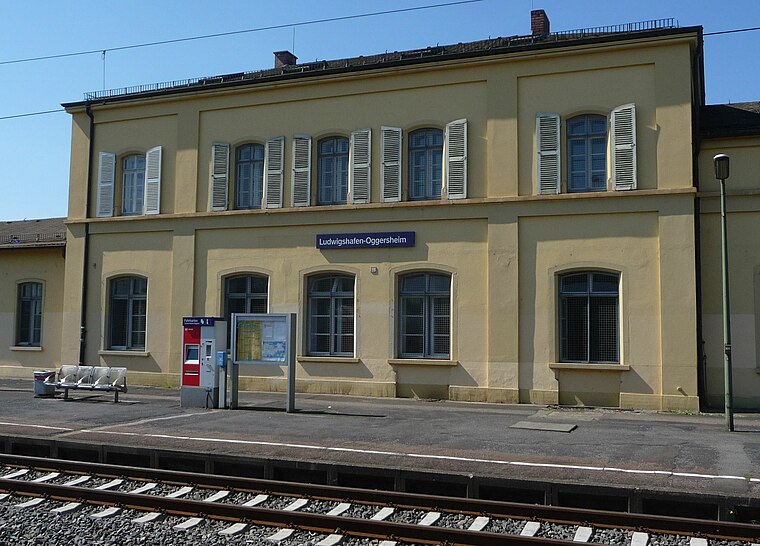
[306,273,355,357]
[108,275,148,351]
[317,136,349,205]
[558,271,620,364]
[223,274,269,321]
[234,143,265,210]
[121,153,146,215]
[397,272,451,359]
[408,128,444,201]
[15,281,43,347]
[566,114,608,193]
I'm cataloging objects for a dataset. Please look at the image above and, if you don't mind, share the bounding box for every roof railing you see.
[82,18,680,101]
[0,232,66,245]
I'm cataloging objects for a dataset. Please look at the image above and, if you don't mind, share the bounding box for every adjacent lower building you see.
[2,12,759,410]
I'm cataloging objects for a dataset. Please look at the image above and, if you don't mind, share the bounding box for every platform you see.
[1,378,759,508]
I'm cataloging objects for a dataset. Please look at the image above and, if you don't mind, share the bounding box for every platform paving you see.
[1,378,759,499]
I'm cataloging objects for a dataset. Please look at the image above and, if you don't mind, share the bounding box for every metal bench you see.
[48,365,128,402]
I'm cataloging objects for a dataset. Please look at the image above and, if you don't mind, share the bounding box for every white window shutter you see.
[143,146,162,215]
[263,136,285,209]
[381,126,402,202]
[291,135,312,207]
[611,103,637,190]
[536,113,561,195]
[445,119,467,199]
[209,142,230,211]
[349,128,372,204]
[96,152,116,218]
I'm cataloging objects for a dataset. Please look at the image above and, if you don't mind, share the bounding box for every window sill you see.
[549,363,629,372]
[388,358,458,367]
[10,346,42,352]
[298,356,360,364]
[99,350,150,358]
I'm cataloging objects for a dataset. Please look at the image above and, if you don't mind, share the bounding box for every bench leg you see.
[114,390,119,403]
[64,388,69,401]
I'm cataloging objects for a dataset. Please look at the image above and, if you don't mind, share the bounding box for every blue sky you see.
[1,0,758,221]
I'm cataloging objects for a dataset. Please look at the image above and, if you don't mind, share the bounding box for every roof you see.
[0,217,67,250]
[63,19,699,109]
[701,102,760,138]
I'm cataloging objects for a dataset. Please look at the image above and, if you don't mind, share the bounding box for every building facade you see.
[2,13,758,410]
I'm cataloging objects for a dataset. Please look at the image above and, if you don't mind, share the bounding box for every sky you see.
[1,0,758,221]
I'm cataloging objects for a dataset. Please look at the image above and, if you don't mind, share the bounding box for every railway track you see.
[0,454,758,546]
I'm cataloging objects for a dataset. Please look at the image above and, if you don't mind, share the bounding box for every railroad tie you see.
[573,526,593,542]
[689,540,708,546]
[219,494,269,536]
[14,472,62,508]
[51,479,123,515]
[91,482,157,519]
[312,503,355,545]
[0,469,30,501]
[264,498,311,542]
[631,531,650,546]
[371,506,395,521]
[133,485,193,523]
[174,490,230,531]
[468,516,489,531]
[521,521,541,537]
[418,511,441,526]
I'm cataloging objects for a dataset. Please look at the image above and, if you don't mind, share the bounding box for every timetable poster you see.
[236,320,262,362]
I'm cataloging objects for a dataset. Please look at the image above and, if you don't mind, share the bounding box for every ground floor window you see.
[559,271,619,363]
[16,282,42,346]
[224,274,269,322]
[398,272,451,359]
[109,276,147,350]
[307,274,354,356]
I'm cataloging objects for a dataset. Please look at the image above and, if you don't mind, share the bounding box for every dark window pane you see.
[227,277,247,294]
[249,298,268,314]
[307,274,355,356]
[562,296,588,361]
[398,273,451,358]
[561,273,588,294]
[590,296,618,362]
[110,299,129,348]
[592,273,618,293]
[567,115,607,192]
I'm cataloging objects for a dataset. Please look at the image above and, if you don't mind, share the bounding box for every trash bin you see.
[33,371,56,397]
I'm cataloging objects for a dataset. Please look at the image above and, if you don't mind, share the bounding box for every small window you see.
[122,154,146,215]
[559,271,619,363]
[16,282,42,347]
[224,274,269,325]
[567,115,607,193]
[307,274,354,356]
[408,128,443,200]
[109,276,147,350]
[317,137,349,205]
[398,272,450,358]
[235,144,265,209]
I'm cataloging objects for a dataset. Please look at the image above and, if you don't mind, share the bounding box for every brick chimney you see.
[274,50,298,68]
[531,9,550,36]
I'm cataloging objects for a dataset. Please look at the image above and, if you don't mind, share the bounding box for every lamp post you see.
[714,153,734,432]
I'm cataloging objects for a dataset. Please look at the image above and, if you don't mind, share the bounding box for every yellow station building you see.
[2,12,758,410]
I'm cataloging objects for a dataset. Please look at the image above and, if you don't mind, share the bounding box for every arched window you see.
[122,154,146,215]
[398,272,450,358]
[559,271,619,363]
[16,282,42,347]
[317,137,349,205]
[408,128,443,200]
[109,276,147,350]
[235,144,265,209]
[224,274,268,323]
[307,274,354,356]
[567,114,607,193]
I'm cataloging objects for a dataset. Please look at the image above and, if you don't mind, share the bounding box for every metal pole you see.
[719,176,734,431]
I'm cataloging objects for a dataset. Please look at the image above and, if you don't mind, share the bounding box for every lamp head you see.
[714,154,730,180]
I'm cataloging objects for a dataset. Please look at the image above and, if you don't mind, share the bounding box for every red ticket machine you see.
[181,317,227,408]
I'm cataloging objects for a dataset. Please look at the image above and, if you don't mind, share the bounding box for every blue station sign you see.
[316,231,415,249]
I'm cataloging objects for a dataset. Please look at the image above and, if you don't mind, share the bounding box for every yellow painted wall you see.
[0,248,65,377]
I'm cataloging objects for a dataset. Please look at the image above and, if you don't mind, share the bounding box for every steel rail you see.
[1,454,758,541]
[1,478,585,546]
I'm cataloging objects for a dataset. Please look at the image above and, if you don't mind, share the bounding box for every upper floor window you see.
[559,271,619,363]
[567,115,607,193]
[408,128,443,200]
[16,282,42,347]
[235,144,265,209]
[122,154,146,215]
[109,276,147,351]
[225,274,268,319]
[307,274,354,356]
[317,137,349,205]
[398,272,451,359]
